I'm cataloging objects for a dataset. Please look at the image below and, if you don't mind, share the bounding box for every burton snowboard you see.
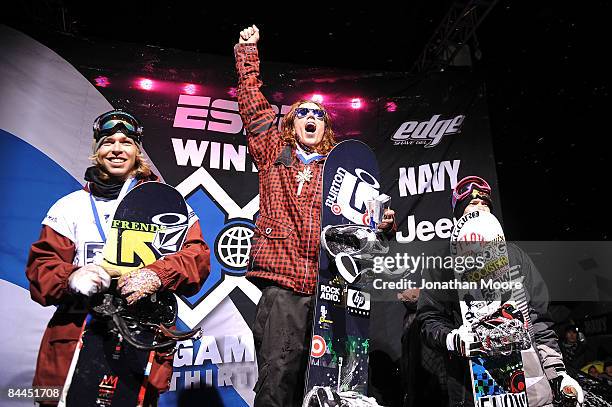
[61,182,192,407]
[450,210,531,407]
[303,140,388,406]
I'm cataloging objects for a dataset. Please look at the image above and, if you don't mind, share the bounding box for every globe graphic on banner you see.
[216,224,254,269]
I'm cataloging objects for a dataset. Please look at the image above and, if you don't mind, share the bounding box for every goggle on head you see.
[93,110,143,144]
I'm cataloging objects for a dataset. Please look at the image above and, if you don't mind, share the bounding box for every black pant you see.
[252,284,314,407]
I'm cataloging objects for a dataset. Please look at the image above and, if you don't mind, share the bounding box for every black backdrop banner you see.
[1,26,497,406]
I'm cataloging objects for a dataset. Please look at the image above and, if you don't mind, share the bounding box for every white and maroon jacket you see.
[26,175,210,395]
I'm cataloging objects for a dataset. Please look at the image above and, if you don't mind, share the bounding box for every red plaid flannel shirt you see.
[235,43,323,295]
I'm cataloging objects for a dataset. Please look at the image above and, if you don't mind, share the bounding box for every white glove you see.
[446,324,486,357]
[68,264,111,296]
[559,372,584,404]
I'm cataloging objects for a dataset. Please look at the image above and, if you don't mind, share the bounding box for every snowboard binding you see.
[472,304,531,356]
[303,386,343,407]
[321,224,388,260]
[90,290,202,352]
[302,386,384,407]
[321,224,390,283]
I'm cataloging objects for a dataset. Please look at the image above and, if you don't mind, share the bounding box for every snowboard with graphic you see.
[450,210,530,407]
[61,182,189,407]
[304,140,386,402]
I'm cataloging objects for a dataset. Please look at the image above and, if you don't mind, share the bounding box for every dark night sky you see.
[4,1,609,240]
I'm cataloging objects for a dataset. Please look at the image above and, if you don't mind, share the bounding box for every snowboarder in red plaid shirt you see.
[235,25,395,406]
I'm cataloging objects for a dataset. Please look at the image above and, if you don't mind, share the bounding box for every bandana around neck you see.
[84,166,129,199]
[296,143,325,164]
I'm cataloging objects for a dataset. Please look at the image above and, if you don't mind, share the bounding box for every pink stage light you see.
[184,84,197,95]
[94,76,110,88]
[311,94,324,103]
[350,98,362,109]
[228,87,238,98]
[385,101,397,112]
[139,78,154,91]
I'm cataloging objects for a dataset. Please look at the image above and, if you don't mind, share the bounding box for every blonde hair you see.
[280,100,336,155]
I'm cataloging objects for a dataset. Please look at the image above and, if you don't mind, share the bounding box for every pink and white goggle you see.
[451,176,491,210]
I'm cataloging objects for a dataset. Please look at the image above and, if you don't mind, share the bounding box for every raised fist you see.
[239,25,260,44]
